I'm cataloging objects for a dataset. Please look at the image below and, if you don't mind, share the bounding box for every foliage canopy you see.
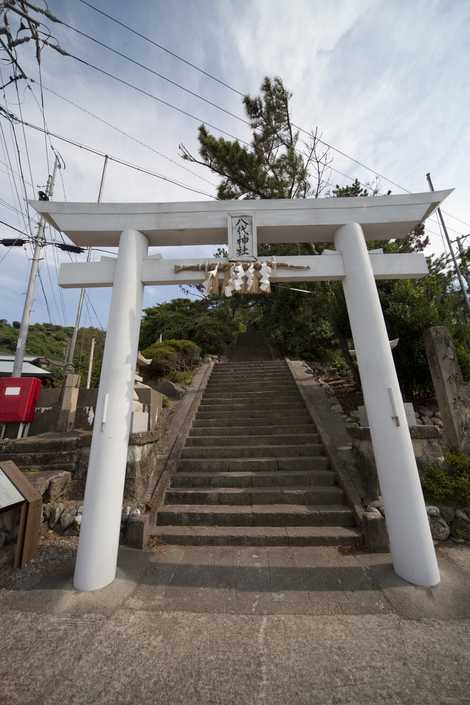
[152,76,470,398]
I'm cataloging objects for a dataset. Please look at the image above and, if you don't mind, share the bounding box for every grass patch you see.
[421,452,470,507]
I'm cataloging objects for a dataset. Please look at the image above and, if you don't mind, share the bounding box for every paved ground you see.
[1,540,470,704]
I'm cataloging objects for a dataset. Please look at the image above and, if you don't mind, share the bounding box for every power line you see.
[0,104,216,198]
[444,212,470,229]
[57,18,248,128]
[2,17,464,245]
[0,115,30,234]
[0,108,454,249]
[84,292,104,331]
[37,269,53,324]
[59,50,250,146]
[78,0,245,97]
[77,0,468,229]
[14,75,36,200]
[37,62,51,174]
[52,22,357,190]
[0,217,116,257]
[3,115,34,235]
[0,157,34,189]
[37,82,218,188]
[61,23,465,235]
[72,0,415,189]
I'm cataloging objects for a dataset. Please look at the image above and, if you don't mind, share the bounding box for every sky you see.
[0,0,469,333]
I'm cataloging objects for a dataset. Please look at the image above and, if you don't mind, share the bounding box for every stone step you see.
[185,434,319,447]
[212,366,289,371]
[178,457,330,472]
[189,424,316,436]
[165,486,344,505]
[198,402,306,412]
[0,450,79,466]
[5,460,78,474]
[214,362,287,368]
[208,374,293,383]
[207,378,293,386]
[210,367,290,374]
[171,470,337,488]
[151,525,361,547]
[181,444,324,459]
[201,392,303,409]
[195,412,308,421]
[205,386,295,395]
[203,390,301,400]
[192,415,313,427]
[157,504,355,527]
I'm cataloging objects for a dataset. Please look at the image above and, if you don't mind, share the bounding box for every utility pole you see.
[456,236,470,290]
[65,155,108,373]
[12,155,61,377]
[86,337,96,389]
[426,173,470,317]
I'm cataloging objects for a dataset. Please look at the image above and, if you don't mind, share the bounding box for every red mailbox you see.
[0,377,42,424]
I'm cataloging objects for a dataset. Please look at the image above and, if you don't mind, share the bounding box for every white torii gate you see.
[32,190,452,592]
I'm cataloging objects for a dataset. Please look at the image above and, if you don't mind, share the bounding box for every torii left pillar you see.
[74,229,148,591]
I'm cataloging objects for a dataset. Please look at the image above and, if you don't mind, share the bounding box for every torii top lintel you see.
[29,189,452,248]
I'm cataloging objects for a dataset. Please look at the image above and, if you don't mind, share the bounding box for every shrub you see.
[421,452,470,507]
[456,343,470,382]
[163,339,200,368]
[142,339,201,379]
[143,343,178,378]
[168,370,194,385]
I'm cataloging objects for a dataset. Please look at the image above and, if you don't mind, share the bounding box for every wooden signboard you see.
[0,461,42,568]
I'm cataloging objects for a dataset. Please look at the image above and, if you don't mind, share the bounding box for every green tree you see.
[139,298,241,356]
[181,76,331,201]
[179,75,469,398]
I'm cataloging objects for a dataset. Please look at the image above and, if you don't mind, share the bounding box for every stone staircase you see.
[154,360,361,546]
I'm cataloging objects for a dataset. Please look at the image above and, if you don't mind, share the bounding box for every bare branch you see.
[0,0,62,78]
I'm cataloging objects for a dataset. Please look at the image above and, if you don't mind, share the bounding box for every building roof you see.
[29,190,453,248]
[0,360,51,376]
[0,354,41,362]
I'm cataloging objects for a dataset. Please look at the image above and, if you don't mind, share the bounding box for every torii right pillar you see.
[335,223,439,587]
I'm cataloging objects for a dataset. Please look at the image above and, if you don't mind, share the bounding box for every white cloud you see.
[0,0,469,329]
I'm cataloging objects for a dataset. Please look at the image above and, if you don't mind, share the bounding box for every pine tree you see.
[180,77,331,201]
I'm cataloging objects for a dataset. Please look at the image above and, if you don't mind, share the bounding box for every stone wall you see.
[349,425,445,501]
[0,430,160,501]
[2,385,162,438]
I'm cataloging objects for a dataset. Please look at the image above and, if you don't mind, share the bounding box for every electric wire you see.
[37,269,53,323]
[4,114,34,235]
[60,50,249,146]
[0,217,115,257]
[78,0,245,97]
[57,19,248,127]
[3,7,466,250]
[77,0,468,228]
[43,245,64,324]
[0,157,34,189]
[0,106,216,198]
[54,32,467,235]
[38,82,218,188]
[0,117,30,233]
[14,75,36,200]
[37,62,51,174]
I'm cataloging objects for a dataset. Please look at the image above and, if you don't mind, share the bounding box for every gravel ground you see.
[0,533,78,591]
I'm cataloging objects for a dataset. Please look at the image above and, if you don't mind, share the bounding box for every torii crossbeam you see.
[31,190,452,592]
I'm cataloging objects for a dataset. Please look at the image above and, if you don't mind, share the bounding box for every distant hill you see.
[0,320,105,387]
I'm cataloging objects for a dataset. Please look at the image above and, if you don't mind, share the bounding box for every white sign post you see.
[31,190,452,592]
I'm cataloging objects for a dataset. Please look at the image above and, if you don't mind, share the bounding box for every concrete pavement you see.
[1,541,470,704]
